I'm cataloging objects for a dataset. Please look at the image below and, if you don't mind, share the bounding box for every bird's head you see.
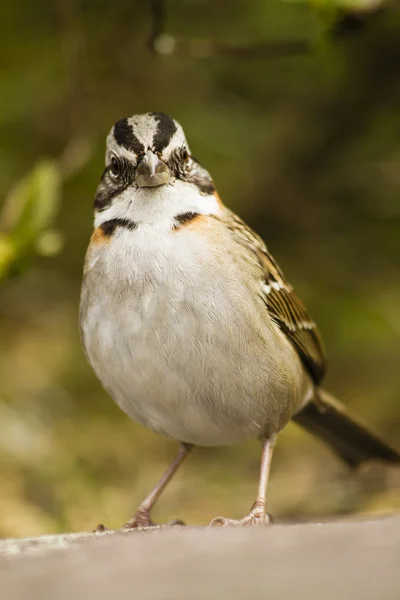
[94,113,217,226]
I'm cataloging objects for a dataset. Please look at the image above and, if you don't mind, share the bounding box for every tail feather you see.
[293,390,400,468]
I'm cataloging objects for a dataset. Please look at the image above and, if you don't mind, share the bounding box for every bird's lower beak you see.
[135,150,171,188]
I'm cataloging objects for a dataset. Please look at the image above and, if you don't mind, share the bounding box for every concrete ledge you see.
[1,516,399,599]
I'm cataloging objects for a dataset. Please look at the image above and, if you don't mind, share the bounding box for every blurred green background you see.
[1,0,399,537]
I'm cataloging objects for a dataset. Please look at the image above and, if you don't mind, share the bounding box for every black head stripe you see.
[187,158,215,195]
[100,218,138,237]
[94,169,119,212]
[94,159,135,212]
[151,112,177,152]
[94,186,116,212]
[114,118,144,155]
[173,212,200,229]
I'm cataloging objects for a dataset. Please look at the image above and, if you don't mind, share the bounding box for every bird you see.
[80,112,400,528]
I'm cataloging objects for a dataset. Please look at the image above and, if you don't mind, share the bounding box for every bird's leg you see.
[210,436,276,527]
[123,442,193,529]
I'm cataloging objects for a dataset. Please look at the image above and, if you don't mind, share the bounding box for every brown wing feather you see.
[221,211,326,385]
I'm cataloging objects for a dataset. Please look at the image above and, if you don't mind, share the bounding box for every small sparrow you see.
[80,112,400,528]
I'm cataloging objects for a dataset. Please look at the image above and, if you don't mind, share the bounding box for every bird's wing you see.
[221,210,326,385]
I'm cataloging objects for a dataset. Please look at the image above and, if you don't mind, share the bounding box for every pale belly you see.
[80,229,311,446]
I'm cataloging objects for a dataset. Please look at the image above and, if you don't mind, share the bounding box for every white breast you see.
[80,221,310,446]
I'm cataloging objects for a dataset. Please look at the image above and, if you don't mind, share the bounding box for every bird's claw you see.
[93,523,111,533]
[123,510,186,530]
[209,501,272,527]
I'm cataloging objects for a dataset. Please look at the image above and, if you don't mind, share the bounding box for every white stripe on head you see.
[106,113,188,166]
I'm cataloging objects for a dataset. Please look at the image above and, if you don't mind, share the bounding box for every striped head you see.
[94,113,217,226]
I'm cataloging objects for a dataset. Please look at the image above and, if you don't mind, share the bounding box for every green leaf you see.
[0,160,63,281]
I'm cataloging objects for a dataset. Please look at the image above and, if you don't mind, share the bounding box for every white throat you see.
[94,180,220,229]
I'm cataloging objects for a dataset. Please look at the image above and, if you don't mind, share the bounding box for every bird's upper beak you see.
[135,150,171,188]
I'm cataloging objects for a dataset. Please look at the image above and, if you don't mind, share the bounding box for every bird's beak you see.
[135,150,171,188]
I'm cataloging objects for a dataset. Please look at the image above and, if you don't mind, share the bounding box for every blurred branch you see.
[148,0,310,59]
[151,36,310,59]
[148,0,393,59]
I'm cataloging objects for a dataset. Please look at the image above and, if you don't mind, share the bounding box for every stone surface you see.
[1,516,399,599]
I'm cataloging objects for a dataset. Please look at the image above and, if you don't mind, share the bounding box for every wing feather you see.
[220,211,326,385]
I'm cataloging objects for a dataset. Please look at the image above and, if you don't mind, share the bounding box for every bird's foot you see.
[93,513,185,533]
[92,508,154,533]
[123,508,185,530]
[123,507,156,529]
[93,523,110,533]
[209,500,272,527]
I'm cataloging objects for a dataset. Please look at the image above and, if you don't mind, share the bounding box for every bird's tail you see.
[292,389,400,468]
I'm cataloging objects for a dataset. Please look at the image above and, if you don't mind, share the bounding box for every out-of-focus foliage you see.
[0,161,62,281]
[0,0,399,537]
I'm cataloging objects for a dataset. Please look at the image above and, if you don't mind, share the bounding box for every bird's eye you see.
[109,157,122,180]
[181,148,189,162]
